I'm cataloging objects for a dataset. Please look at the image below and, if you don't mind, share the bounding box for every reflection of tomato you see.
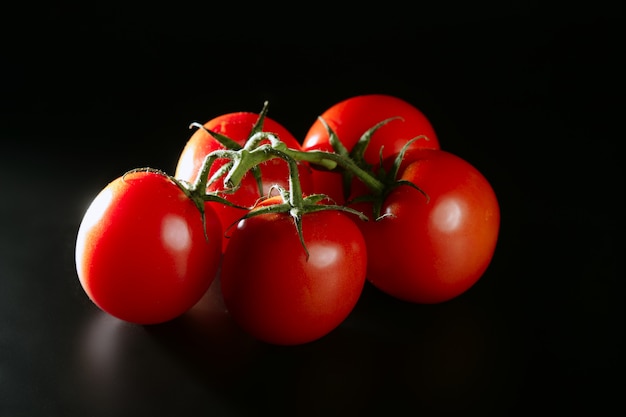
[75,170,222,324]
[175,112,313,251]
[351,149,500,304]
[301,94,440,203]
[220,196,368,345]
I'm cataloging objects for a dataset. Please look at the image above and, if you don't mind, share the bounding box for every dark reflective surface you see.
[2,4,624,416]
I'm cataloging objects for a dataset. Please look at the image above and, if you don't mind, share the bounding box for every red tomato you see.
[301,94,440,203]
[219,196,367,345]
[75,170,222,324]
[352,149,500,304]
[175,112,314,251]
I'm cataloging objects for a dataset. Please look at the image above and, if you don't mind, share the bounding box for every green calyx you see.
[197,137,368,258]
[346,136,430,220]
[318,115,402,201]
[189,100,276,198]
[121,167,245,241]
[171,174,247,242]
[232,187,368,259]
[178,100,430,247]
[307,115,430,220]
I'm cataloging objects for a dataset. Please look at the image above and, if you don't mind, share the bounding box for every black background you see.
[1,2,624,416]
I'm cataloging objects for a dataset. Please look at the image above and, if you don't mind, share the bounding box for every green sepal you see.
[349,116,402,168]
[319,116,402,201]
[318,116,350,161]
[345,136,431,220]
[170,175,250,241]
[188,122,242,150]
[226,189,368,260]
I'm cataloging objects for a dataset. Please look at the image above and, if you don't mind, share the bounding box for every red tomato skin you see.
[174,112,314,251]
[302,94,440,203]
[353,149,500,304]
[75,171,222,324]
[305,169,346,206]
[220,210,367,345]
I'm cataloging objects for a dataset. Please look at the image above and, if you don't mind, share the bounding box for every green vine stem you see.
[187,130,372,256]
[286,148,386,195]
[216,133,386,197]
[182,103,432,250]
[230,155,369,258]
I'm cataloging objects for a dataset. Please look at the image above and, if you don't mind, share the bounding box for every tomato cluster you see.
[75,94,500,345]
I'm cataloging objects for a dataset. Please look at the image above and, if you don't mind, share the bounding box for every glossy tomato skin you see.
[301,94,440,203]
[75,171,222,324]
[220,206,367,345]
[175,112,313,251]
[353,149,500,304]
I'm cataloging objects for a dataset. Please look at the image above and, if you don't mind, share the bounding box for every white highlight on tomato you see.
[175,150,197,183]
[432,197,463,232]
[81,188,114,232]
[162,214,192,252]
[309,244,339,268]
[161,214,193,279]
[75,188,114,277]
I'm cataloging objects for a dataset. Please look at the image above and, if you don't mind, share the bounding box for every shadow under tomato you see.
[76,264,526,415]
[144,276,263,380]
[74,309,166,414]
